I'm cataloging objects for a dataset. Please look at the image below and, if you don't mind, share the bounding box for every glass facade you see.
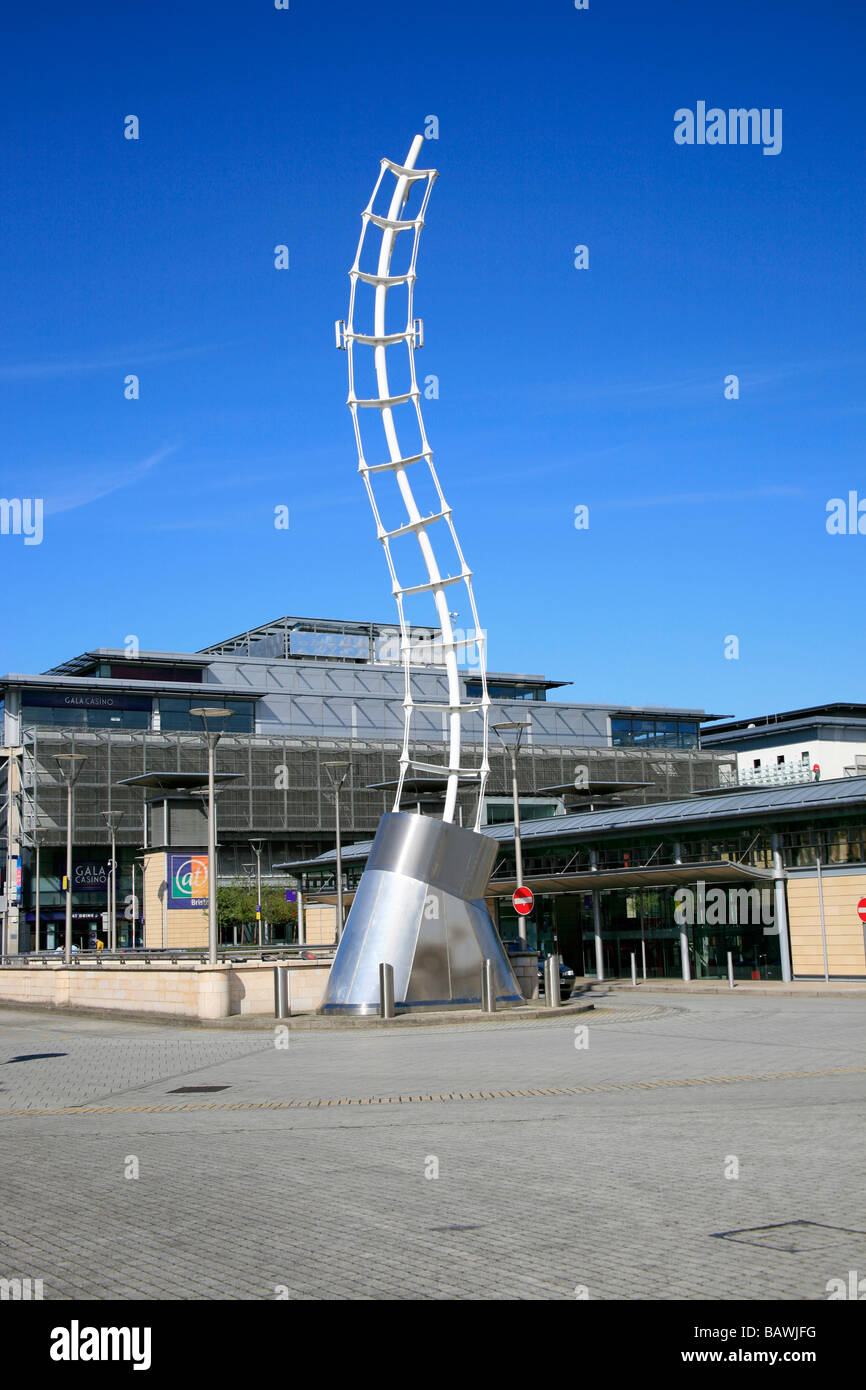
[466,681,545,701]
[611,716,699,749]
[21,693,151,730]
[157,697,255,733]
[485,801,560,824]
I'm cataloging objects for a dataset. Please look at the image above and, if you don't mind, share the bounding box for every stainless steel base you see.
[319,812,522,1014]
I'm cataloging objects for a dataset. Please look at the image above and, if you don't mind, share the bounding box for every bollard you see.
[631,952,637,987]
[727,950,735,989]
[547,954,561,1009]
[274,966,289,1019]
[379,961,395,1019]
[481,957,496,1013]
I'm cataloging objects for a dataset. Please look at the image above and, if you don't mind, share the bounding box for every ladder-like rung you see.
[400,572,466,597]
[409,760,482,780]
[363,450,431,474]
[382,158,435,181]
[347,329,413,347]
[383,509,450,540]
[365,211,423,232]
[352,269,415,288]
[351,390,418,409]
[412,702,483,713]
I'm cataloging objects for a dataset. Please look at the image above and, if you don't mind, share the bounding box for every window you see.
[21,692,151,730]
[611,717,698,749]
[466,681,544,702]
[777,755,785,765]
[753,759,761,769]
[485,801,559,825]
[801,751,810,762]
[157,697,254,733]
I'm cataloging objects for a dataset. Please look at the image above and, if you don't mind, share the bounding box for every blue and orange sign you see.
[167,854,209,909]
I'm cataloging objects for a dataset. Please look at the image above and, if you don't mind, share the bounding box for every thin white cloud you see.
[43,445,177,516]
[0,342,240,382]
[601,485,805,510]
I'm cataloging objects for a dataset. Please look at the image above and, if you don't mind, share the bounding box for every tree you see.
[217,878,297,940]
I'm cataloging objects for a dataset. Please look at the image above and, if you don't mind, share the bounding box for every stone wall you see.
[0,960,330,1020]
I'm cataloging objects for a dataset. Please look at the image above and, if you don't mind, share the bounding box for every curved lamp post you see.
[322,761,349,942]
[248,839,264,947]
[101,810,124,951]
[55,753,88,965]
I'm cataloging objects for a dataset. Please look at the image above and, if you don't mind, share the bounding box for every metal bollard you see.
[274,966,289,1019]
[727,951,735,989]
[481,957,496,1013]
[379,961,395,1019]
[631,952,637,987]
[547,954,561,1009]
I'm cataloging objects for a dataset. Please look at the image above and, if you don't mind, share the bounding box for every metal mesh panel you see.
[15,729,730,856]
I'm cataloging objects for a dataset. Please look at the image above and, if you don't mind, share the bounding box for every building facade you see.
[291,776,866,982]
[702,703,866,786]
[1,614,728,952]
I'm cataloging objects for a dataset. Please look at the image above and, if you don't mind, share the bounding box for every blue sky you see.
[1,0,863,719]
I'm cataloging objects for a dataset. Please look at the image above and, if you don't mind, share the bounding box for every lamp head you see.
[55,752,88,784]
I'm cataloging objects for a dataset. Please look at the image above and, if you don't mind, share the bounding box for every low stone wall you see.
[0,960,330,1021]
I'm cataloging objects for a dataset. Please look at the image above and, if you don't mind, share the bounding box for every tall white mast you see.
[337,136,490,828]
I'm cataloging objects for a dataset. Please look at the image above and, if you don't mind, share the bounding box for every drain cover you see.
[168,1085,230,1094]
[713,1221,866,1253]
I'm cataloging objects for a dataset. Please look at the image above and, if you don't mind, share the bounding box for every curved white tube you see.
[339,136,490,828]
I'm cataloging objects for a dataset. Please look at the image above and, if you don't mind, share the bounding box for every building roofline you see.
[280,774,866,872]
[44,649,212,676]
[702,703,866,734]
[1,674,264,698]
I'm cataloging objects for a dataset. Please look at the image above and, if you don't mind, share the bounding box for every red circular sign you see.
[512,886,534,916]
[857,898,866,924]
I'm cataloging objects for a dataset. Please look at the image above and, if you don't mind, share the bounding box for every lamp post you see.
[492,720,532,946]
[323,760,349,943]
[249,839,264,947]
[55,753,88,965]
[191,708,233,965]
[101,810,124,951]
[31,829,43,954]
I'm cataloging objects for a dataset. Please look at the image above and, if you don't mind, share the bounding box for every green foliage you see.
[217,878,297,930]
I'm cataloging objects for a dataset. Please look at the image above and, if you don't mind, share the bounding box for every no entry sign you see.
[512,886,534,916]
[857,898,866,924]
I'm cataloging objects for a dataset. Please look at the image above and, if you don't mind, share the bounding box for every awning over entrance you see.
[487,860,777,896]
[303,859,775,909]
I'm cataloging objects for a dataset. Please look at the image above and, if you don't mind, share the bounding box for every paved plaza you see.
[0,993,864,1300]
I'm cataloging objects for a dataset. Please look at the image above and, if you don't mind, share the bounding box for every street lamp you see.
[30,826,44,955]
[323,760,349,943]
[190,708,233,964]
[101,810,124,951]
[492,720,532,946]
[55,753,88,965]
[249,839,264,948]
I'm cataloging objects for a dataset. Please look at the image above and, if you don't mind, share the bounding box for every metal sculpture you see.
[322,134,522,1013]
